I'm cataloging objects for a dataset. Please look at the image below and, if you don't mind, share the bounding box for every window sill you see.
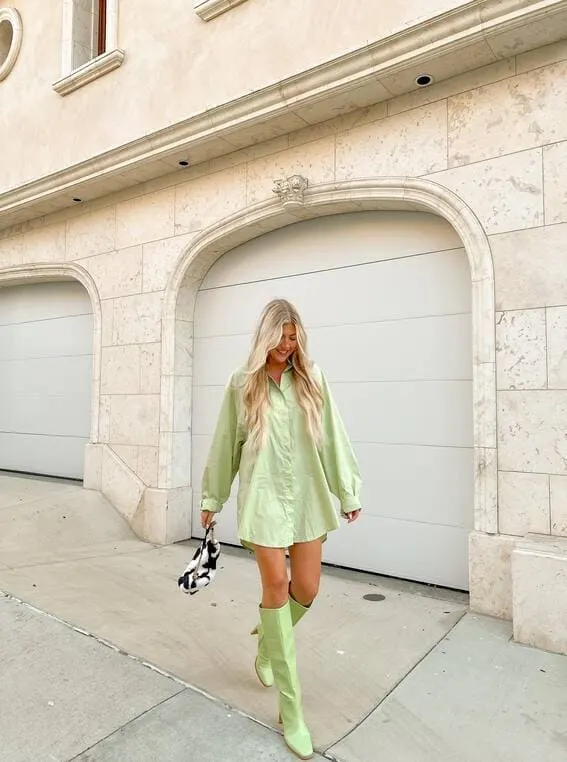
[53,48,125,96]
[193,0,248,22]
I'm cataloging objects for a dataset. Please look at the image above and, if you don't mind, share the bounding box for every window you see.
[54,0,124,96]
[71,0,107,69]
[0,7,23,82]
[97,0,107,56]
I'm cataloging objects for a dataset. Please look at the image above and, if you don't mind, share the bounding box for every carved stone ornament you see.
[273,175,309,207]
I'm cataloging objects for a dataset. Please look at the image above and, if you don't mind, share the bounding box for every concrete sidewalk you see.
[0,472,468,752]
[1,473,566,761]
[0,594,308,762]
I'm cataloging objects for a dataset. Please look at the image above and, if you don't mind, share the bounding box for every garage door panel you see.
[0,314,93,360]
[310,314,472,383]
[196,249,471,340]
[0,282,92,478]
[193,312,472,388]
[193,335,250,387]
[192,386,225,436]
[355,442,473,527]
[0,433,87,480]
[333,380,472,448]
[0,282,91,325]
[0,394,91,437]
[0,356,91,396]
[323,515,469,590]
[202,212,463,290]
[191,435,211,487]
[196,282,295,339]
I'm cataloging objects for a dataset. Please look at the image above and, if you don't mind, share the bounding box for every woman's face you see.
[268,323,298,365]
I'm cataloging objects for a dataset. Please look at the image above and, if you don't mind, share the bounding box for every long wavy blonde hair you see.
[243,299,323,450]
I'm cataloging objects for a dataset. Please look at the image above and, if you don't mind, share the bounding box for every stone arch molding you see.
[162,177,497,537]
[0,262,103,443]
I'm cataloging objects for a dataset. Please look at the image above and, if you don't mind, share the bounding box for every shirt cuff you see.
[340,496,361,514]
[200,497,222,513]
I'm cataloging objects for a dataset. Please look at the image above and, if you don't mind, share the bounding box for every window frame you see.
[54,0,123,96]
[0,7,23,82]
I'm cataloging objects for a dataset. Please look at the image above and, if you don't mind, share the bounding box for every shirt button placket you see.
[283,392,294,539]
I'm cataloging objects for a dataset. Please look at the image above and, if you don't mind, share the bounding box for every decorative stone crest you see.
[273,175,309,207]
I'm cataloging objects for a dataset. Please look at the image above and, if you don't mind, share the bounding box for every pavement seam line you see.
[3,544,161,571]
[66,690,186,762]
[323,609,469,755]
[1,589,322,754]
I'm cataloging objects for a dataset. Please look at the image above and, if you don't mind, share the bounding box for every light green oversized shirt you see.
[200,365,362,548]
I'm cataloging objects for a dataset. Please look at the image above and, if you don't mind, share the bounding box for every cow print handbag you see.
[178,522,221,595]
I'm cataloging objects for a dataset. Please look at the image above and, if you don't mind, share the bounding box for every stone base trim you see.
[512,534,567,655]
[84,443,192,545]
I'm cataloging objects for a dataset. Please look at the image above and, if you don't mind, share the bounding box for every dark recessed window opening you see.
[97,0,107,56]
[0,18,14,66]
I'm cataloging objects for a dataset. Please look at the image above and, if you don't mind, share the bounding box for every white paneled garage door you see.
[192,212,473,590]
[0,281,93,479]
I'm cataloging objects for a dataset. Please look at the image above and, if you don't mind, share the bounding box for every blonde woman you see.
[200,299,361,760]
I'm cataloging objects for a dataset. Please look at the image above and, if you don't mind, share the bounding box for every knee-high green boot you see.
[260,602,313,760]
[252,595,310,688]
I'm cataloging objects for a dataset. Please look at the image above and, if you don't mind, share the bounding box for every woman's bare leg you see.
[288,537,323,607]
[252,545,289,609]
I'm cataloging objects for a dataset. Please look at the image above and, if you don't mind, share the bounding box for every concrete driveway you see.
[1,472,566,762]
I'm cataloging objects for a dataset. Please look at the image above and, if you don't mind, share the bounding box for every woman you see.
[200,298,361,760]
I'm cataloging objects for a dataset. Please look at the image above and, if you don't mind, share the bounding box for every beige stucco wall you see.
[0,0,471,191]
[1,28,567,645]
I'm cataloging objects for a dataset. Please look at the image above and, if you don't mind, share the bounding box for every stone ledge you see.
[512,533,567,655]
[193,0,248,22]
[515,533,567,557]
[52,48,125,97]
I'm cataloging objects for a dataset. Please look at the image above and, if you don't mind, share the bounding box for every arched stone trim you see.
[161,177,497,536]
[0,262,103,443]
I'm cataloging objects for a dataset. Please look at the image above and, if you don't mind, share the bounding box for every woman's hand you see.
[200,510,215,529]
[344,510,361,524]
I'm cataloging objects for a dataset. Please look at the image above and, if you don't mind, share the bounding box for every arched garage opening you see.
[192,212,473,590]
[162,178,497,593]
[0,265,100,480]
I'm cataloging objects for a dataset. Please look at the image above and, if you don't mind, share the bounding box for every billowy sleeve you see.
[200,375,245,513]
[317,370,362,515]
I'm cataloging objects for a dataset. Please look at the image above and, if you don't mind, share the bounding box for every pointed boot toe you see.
[281,712,313,759]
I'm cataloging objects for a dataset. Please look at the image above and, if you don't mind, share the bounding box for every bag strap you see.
[193,521,216,576]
